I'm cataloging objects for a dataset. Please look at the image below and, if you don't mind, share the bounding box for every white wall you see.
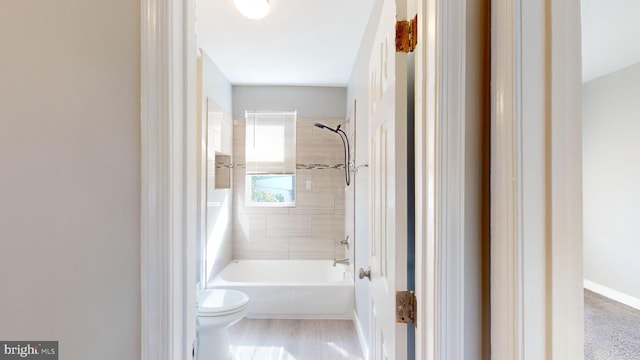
[198,51,234,285]
[583,62,640,300]
[345,0,384,353]
[0,1,140,359]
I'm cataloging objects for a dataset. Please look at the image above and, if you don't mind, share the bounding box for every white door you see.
[367,0,409,358]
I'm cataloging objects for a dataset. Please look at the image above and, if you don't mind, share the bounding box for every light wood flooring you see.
[227,319,364,360]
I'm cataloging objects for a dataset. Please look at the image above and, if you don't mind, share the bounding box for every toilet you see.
[197,289,250,360]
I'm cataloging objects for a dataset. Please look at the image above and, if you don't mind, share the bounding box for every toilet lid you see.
[198,289,250,314]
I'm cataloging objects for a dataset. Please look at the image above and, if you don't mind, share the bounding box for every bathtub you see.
[209,259,354,319]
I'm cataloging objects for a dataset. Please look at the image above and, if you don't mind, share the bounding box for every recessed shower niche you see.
[214,153,231,189]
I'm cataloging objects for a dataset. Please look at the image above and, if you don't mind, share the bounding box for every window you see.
[245,111,296,206]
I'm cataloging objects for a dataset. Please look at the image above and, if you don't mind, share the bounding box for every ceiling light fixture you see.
[234,0,270,20]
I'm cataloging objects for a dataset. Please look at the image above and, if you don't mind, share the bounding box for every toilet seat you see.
[198,289,249,317]
[198,304,248,317]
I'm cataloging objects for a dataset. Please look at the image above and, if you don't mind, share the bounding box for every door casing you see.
[491,0,584,358]
[140,0,491,358]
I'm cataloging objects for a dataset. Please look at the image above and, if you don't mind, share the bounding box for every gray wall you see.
[0,1,140,359]
[583,62,640,299]
[233,86,347,119]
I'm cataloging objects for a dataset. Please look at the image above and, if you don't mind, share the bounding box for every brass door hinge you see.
[396,290,417,324]
[396,15,418,53]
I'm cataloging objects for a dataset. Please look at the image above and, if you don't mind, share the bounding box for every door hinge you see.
[396,15,418,53]
[396,290,417,325]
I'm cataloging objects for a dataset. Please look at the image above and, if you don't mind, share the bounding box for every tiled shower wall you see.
[232,117,347,259]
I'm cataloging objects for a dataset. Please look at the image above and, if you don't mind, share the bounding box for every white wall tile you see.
[266,214,313,238]
[233,238,289,260]
[312,214,346,239]
[311,170,345,192]
[233,213,267,239]
[232,117,346,260]
[294,191,335,209]
[289,238,334,260]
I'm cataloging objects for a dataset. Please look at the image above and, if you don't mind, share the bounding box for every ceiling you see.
[582,0,640,82]
[196,0,639,86]
[196,0,375,86]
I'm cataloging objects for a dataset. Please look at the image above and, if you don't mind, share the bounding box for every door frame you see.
[141,0,198,359]
[414,0,470,357]
[140,0,585,357]
[140,0,473,358]
[491,0,583,358]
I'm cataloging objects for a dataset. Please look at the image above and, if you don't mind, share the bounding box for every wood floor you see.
[227,319,364,360]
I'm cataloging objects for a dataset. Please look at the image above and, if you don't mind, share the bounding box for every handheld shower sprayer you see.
[313,123,329,130]
[314,122,351,186]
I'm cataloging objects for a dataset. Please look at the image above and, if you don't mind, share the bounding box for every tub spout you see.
[333,258,350,267]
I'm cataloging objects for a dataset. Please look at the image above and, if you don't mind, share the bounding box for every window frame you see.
[244,111,297,207]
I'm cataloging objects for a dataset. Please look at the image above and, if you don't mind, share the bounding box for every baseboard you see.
[353,310,370,360]
[584,279,640,311]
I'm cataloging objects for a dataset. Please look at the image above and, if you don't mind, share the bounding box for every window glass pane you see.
[246,175,296,206]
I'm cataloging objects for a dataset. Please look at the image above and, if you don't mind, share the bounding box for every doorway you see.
[140,0,484,358]
[581,1,640,357]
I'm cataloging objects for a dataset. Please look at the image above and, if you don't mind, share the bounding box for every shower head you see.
[314,122,340,133]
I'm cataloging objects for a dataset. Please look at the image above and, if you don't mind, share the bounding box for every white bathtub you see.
[209,260,354,319]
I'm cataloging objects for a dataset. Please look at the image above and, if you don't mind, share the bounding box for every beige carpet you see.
[585,289,640,359]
